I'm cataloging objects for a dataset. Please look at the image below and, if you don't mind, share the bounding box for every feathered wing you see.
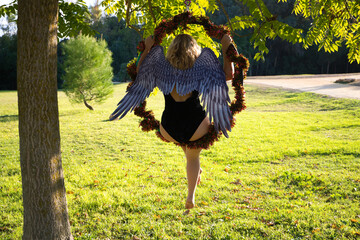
[152,47,232,137]
[110,46,232,137]
[109,47,162,120]
[193,48,232,137]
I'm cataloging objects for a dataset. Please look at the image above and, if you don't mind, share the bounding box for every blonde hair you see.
[166,34,201,70]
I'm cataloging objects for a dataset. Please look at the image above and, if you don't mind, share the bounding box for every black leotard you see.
[161,91,206,143]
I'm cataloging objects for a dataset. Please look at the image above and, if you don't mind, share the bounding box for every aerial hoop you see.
[126,11,249,149]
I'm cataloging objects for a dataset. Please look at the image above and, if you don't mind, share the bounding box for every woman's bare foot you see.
[185,200,195,209]
[197,168,202,185]
[185,168,202,209]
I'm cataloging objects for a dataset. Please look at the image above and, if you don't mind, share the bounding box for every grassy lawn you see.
[1,83,360,239]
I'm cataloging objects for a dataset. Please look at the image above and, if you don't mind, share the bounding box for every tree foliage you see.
[0,0,95,38]
[1,0,359,90]
[62,34,114,110]
[101,0,222,54]
[291,0,360,63]
[91,16,140,82]
[101,0,360,64]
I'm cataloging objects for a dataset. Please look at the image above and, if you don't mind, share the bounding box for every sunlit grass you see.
[1,83,359,239]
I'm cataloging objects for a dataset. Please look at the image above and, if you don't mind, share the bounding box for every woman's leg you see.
[184,117,209,208]
[185,146,202,209]
[182,145,202,183]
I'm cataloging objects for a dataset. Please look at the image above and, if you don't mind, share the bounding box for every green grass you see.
[1,83,360,239]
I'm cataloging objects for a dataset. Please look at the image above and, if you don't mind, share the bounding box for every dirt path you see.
[245,73,360,100]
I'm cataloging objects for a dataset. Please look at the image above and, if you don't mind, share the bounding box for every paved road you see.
[245,73,360,100]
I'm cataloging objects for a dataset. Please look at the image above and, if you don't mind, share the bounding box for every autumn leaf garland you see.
[126,11,249,149]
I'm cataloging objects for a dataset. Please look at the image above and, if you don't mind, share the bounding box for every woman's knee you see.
[181,146,187,154]
[185,148,202,161]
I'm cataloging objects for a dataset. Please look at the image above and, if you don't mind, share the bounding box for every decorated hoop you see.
[126,11,249,149]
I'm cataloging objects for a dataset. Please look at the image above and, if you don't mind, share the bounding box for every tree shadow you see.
[0,115,18,123]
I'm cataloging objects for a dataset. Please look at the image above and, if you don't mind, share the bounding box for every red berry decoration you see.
[126,11,249,149]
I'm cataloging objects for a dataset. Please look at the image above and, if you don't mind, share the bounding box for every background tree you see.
[62,34,114,110]
[0,33,17,90]
[90,16,140,82]
[89,0,102,23]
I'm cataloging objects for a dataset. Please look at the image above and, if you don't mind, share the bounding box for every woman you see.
[111,33,234,209]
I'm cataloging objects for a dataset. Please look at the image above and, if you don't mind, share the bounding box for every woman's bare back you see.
[170,87,192,102]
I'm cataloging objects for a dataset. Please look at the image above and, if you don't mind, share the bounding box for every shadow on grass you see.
[0,115,18,123]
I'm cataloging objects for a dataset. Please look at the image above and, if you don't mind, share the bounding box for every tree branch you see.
[216,0,242,38]
[344,0,358,23]
[148,0,157,25]
[125,0,143,39]
[255,0,265,20]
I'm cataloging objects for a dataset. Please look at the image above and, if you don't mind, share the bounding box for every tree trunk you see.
[17,0,73,239]
[327,61,330,74]
[84,99,94,110]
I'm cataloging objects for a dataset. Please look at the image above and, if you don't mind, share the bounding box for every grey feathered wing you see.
[109,47,159,120]
[110,45,232,137]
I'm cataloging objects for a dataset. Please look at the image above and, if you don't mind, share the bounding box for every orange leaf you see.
[67,191,74,194]
[94,180,99,183]
[351,219,358,223]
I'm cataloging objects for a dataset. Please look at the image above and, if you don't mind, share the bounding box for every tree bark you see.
[17,0,73,239]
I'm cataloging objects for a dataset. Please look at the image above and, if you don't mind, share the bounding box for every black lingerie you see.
[161,91,206,143]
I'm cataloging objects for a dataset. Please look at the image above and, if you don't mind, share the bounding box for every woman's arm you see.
[136,36,155,72]
[221,34,234,81]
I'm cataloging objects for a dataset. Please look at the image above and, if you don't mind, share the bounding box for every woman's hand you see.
[221,34,232,51]
[137,35,155,72]
[145,35,155,51]
[221,34,234,80]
